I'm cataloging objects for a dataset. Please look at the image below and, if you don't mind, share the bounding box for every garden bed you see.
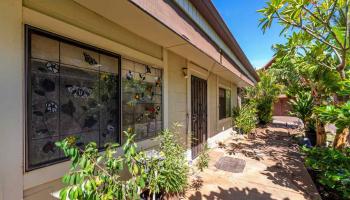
[307,168,343,200]
[303,147,350,200]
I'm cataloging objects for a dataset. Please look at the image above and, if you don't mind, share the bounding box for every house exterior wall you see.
[23,0,162,60]
[208,74,238,137]
[273,97,291,116]
[0,0,24,200]
[168,51,188,146]
[0,1,247,199]
[167,51,238,149]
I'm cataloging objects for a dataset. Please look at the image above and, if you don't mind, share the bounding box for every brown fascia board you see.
[261,57,276,70]
[189,0,259,82]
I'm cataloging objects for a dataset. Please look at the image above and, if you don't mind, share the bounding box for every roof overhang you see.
[73,0,257,86]
[187,0,259,82]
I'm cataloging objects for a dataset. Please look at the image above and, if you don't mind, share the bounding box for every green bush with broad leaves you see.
[233,103,258,135]
[55,128,189,200]
[56,132,143,200]
[302,147,350,199]
[316,101,350,132]
[315,95,350,148]
[289,92,313,126]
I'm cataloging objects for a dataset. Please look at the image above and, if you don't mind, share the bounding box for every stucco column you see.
[0,0,23,199]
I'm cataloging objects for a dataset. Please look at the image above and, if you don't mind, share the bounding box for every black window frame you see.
[25,25,122,171]
[219,87,231,120]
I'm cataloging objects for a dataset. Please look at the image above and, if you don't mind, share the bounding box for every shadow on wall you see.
[188,186,290,200]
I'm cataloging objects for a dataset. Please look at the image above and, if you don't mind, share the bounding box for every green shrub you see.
[56,132,144,200]
[56,128,189,200]
[150,128,189,196]
[256,97,273,125]
[233,103,257,134]
[289,92,313,126]
[244,71,281,125]
[195,144,210,172]
[302,147,350,199]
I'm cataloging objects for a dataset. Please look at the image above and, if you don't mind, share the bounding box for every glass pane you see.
[121,59,162,141]
[60,42,99,70]
[60,65,99,137]
[100,54,119,74]
[30,71,60,139]
[29,136,61,167]
[226,90,231,118]
[27,30,120,170]
[31,34,59,62]
[219,88,226,119]
[99,72,118,145]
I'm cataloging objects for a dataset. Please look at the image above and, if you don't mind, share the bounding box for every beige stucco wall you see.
[208,73,238,138]
[0,1,240,199]
[167,51,238,148]
[167,51,188,146]
[23,0,162,60]
[0,0,23,199]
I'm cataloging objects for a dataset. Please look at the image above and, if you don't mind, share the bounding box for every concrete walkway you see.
[185,124,321,200]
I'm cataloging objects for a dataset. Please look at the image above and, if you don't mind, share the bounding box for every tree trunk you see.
[316,120,326,146]
[333,128,350,149]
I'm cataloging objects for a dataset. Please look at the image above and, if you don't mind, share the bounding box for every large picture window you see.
[26,27,120,170]
[219,87,231,120]
[121,59,163,141]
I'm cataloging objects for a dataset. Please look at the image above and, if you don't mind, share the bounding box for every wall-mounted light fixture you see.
[182,67,188,78]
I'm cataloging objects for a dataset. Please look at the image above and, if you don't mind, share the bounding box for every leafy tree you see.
[259,0,350,79]
[259,0,350,146]
[315,79,350,149]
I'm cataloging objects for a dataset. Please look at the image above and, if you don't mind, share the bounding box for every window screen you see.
[26,27,120,170]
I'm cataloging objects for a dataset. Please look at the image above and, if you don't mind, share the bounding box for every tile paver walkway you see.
[185,123,321,200]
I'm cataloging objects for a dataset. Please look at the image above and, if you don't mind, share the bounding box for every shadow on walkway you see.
[185,121,321,200]
[188,186,289,200]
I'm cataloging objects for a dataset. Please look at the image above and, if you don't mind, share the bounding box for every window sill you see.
[218,117,231,124]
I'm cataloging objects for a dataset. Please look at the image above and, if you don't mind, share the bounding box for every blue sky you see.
[212,0,286,69]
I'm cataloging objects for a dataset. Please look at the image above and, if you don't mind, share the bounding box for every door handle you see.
[192,114,197,122]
